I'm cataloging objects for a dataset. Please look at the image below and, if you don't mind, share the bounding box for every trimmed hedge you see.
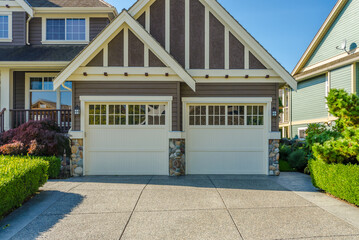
[309,159,359,206]
[29,156,61,179]
[0,156,49,218]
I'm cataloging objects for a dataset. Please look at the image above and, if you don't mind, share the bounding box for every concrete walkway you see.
[0,173,359,240]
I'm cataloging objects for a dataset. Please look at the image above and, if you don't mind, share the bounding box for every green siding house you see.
[280,0,359,138]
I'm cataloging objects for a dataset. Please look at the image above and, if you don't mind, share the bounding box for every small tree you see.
[326,89,359,131]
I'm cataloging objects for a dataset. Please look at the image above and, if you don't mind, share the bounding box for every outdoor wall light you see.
[74,105,81,115]
[272,107,277,117]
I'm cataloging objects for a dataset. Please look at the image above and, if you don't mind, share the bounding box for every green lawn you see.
[279,159,296,172]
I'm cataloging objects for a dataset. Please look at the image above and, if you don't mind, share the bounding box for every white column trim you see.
[0,68,11,130]
[165,0,170,52]
[185,0,190,69]
[204,7,210,69]
[124,27,129,67]
[103,45,108,67]
[225,27,229,70]
[144,9,150,67]
[352,63,356,94]
[244,47,249,69]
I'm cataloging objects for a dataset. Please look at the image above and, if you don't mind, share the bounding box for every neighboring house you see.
[280,0,359,139]
[0,0,296,176]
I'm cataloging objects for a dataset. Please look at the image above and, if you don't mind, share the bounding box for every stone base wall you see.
[169,139,185,176]
[268,139,280,176]
[71,139,84,177]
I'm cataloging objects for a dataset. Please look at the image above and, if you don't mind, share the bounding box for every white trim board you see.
[53,10,196,91]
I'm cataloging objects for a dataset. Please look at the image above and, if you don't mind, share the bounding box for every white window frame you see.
[298,127,308,140]
[80,96,173,132]
[25,73,72,110]
[41,16,89,44]
[182,97,272,131]
[87,103,167,127]
[0,12,12,42]
[325,72,331,109]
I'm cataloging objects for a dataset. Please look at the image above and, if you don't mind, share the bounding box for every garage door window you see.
[189,105,264,126]
[247,106,264,126]
[88,104,166,126]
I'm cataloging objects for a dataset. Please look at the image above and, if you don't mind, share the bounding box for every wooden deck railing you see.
[10,109,72,133]
[0,108,6,133]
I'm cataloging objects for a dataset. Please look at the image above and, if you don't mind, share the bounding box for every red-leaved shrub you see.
[0,120,70,156]
[0,141,26,155]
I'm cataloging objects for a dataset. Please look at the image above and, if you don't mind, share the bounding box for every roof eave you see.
[292,0,349,76]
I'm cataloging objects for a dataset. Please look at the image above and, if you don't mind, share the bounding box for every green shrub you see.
[279,144,291,161]
[326,89,359,131]
[309,159,359,206]
[306,123,340,150]
[29,156,61,179]
[0,155,49,218]
[288,149,308,172]
[312,127,359,164]
[279,159,295,172]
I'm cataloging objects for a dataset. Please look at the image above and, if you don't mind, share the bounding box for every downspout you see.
[61,83,72,92]
[26,14,33,45]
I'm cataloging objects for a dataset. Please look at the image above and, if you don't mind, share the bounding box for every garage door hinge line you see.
[118,176,153,240]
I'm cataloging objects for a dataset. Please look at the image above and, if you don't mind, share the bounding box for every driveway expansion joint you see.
[207,176,244,240]
[118,176,153,240]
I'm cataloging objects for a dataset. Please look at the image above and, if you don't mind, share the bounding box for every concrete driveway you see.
[1,173,359,240]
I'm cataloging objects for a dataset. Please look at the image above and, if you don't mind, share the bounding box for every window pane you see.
[89,105,94,114]
[30,92,57,109]
[66,19,86,41]
[0,16,9,39]
[60,92,72,109]
[61,81,72,91]
[46,19,65,40]
[43,77,54,90]
[30,78,42,90]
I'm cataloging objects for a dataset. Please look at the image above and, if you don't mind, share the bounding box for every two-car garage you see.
[83,97,270,176]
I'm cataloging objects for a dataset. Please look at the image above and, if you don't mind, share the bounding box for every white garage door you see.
[186,104,267,174]
[85,103,169,175]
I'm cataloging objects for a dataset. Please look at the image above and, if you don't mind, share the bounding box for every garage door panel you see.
[85,102,169,176]
[86,151,167,175]
[187,129,264,151]
[188,151,265,174]
[87,128,167,151]
[186,103,268,175]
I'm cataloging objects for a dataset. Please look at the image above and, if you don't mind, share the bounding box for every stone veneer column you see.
[71,139,84,176]
[169,139,185,176]
[268,139,280,176]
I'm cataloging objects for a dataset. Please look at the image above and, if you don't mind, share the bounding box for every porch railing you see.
[10,109,72,133]
[0,108,6,133]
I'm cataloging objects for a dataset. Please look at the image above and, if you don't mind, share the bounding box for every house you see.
[0,0,296,176]
[280,0,359,139]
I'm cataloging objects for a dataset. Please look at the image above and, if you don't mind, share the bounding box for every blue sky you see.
[106,0,337,72]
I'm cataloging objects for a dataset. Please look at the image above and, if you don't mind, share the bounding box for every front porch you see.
[0,68,72,133]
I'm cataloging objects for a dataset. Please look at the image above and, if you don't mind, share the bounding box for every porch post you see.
[0,68,11,131]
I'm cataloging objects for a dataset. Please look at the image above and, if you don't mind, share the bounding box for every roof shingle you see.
[0,45,85,61]
[26,0,113,8]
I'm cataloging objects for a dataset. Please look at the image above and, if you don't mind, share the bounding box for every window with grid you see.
[128,105,146,125]
[208,106,225,126]
[46,18,85,41]
[108,105,126,125]
[189,106,206,126]
[246,106,264,126]
[88,104,166,126]
[29,77,72,110]
[227,105,245,126]
[188,104,264,126]
[0,15,9,39]
[148,105,166,125]
[89,105,107,125]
